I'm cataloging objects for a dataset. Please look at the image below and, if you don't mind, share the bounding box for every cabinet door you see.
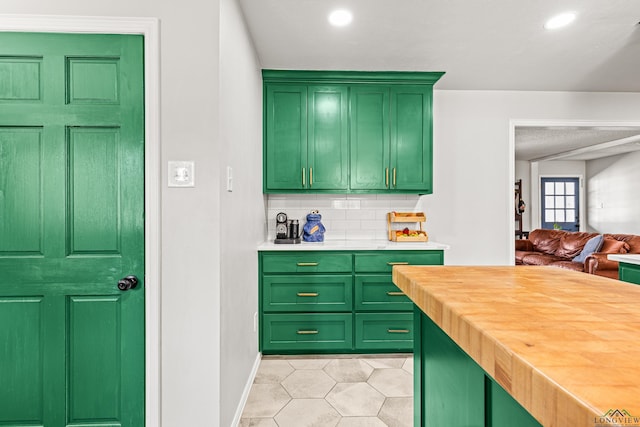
[264,84,307,190]
[390,86,433,193]
[307,85,348,190]
[349,86,390,190]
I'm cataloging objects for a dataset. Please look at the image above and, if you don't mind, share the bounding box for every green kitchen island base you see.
[414,309,541,427]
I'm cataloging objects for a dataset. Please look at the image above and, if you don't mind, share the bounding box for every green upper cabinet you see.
[264,83,348,191]
[391,86,433,192]
[263,70,444,194]
[264,84,307,191]
[350,85,433,192]
[350,86,390,191]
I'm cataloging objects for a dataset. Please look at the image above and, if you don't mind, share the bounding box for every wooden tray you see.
[388,212,426,223]
[388,211,428,241]
[390,230,429,242]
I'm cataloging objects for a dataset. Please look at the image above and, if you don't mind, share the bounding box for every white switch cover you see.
[226,166,233,192]
[168,161,195,187]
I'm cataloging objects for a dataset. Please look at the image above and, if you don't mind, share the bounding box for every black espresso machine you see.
[274,212,301,244]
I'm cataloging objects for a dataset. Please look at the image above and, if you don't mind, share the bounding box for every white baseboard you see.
[231,352,262,427]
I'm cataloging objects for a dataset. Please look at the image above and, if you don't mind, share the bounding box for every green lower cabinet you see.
[619,262,640,285]
[416,311,541,427]
[355,312,413,351]
[259,250,443,354]
[262,313,352,353]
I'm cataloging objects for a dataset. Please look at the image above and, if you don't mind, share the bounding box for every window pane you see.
[545,210,555,223]
[566,182,575,195]
[566,196,575,209]
[545,182,555,195]
[566,209,576,222]
[545,196,555,208]
[556,210,565,222]
[555,196,565,209]
[555,182,565,194]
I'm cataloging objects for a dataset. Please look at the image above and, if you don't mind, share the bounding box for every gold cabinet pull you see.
[393,168,396,187]
[310,167,313,187]
[302,167,306,186]
[297,292,319,297]
[386,291,405,296]
[387,262,409,266]
[297,262,319,266]
[388,329,410,334]
[297,330,319,335]
[385,168,389,187]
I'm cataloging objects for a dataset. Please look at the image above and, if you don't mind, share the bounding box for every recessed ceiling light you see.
[544,12,576,30]
[328,9,353,27]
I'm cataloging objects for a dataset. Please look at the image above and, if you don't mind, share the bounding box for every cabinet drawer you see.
[261,252,352,273]
[354,251,443,273]
[262,313,353,352]
[355,275,412,311]
[355,313,413,350]
[620,264,640,285]
[263,275,352,312]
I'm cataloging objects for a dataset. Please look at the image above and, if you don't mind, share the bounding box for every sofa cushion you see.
[557,231,599,259]
[528,229,563,255]
[521,253,565,266]
[515,250,537,264]
[600,238,630,254]
[572,234,604,263]
[607,234,640,253]
[550,260,585,272]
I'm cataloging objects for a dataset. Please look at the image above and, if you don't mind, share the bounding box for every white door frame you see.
[0,15,161,427]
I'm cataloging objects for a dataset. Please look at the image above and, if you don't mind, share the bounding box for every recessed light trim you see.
[328,9,353,27]
[544,12,576,30]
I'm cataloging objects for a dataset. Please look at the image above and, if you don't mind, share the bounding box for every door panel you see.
[391,86,432,192]
[265,85,307,190]
[0,33,144,427]
[349,86,390,190]
[0,297,45,425]
[307,85,348,190]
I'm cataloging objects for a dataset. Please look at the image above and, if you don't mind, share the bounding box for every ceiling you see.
[238,0,640,160]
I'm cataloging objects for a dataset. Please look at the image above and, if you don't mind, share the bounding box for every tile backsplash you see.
[266,194,427,241]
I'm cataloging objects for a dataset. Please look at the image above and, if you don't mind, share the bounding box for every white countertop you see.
[257,239,449,251]
[608,254,640,266]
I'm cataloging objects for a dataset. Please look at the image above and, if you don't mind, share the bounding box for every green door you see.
[390,86,433,192]
[307,85,348,190]
[0,32,144,426]
[264,84,307,190]
[349,85,390,191]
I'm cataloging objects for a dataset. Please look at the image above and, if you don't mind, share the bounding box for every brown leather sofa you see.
[515,229,640,279]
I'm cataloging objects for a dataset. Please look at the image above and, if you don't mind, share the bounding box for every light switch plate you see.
[168,161,195,187]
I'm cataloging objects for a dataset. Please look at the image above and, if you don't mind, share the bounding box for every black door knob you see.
[118,275,139,291]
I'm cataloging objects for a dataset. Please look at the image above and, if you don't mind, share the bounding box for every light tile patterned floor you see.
[239,354,413,427]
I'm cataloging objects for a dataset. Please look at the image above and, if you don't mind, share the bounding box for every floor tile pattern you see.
[240,355,413,427]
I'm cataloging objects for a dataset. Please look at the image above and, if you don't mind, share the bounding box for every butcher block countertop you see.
[392,265,640,427]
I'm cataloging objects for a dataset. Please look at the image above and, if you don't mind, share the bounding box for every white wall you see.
[430,90,640,265]
[218,0,264,425]
[586,150,640,234]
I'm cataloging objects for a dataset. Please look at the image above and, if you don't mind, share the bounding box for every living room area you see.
[513,122,640,280]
